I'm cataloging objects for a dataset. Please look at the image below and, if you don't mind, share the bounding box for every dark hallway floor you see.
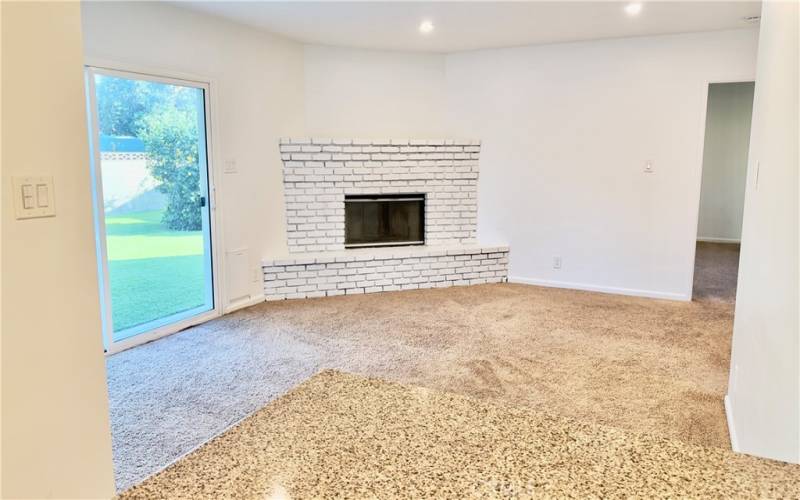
[693,241,740,304]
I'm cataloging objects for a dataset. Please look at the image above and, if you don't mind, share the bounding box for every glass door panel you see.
[86,68,215,349]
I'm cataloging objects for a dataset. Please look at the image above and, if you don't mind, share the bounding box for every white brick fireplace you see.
[262,138,509,300]
[281,137,481,252]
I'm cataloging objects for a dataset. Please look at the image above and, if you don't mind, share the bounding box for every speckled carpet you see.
[108,242,741,491]
[119,371,799,499]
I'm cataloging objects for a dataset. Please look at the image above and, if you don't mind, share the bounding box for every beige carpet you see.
[248,280,734,447]
[108,243,741,490]
[120,371,799,499]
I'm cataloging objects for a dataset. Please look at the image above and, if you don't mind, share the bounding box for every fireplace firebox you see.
[344,194,425,248]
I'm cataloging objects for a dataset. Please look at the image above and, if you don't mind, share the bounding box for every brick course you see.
[262,245,508,301]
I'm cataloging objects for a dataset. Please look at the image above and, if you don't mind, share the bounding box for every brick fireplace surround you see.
[262,138,509,301]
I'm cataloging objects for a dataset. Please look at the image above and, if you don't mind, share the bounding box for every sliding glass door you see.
[86,67,217,353]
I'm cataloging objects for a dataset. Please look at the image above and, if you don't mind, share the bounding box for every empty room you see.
[2,1,798,498]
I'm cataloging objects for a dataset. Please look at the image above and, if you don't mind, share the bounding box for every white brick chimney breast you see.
[262,138,509,300]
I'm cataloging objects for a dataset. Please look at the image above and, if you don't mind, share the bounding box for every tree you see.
[95,76,176,136]
[95,75,203,230]
[137,106,202,231]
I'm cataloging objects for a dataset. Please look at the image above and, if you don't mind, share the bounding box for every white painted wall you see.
[82,6,762,304]
[697,81,754,243]
[445,29,758,299]
[1,2,116,497]
[726,0,799,464]
[81,1,306,310]
[304,45,447,139]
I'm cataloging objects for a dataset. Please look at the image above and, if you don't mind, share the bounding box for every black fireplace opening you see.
[345,194,425,248]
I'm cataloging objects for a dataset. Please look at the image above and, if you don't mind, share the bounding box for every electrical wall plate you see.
[12,176,56,219]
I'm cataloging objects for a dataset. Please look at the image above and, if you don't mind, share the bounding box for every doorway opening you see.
[86,67,219,354]
[693,81,755,303]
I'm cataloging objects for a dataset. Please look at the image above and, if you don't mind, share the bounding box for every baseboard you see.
[223,294,265,314]
[697,237,741,244]
[508,276,691,301]
[724,394,740,453]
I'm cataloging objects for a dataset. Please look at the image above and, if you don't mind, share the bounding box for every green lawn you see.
[105,210,208,336]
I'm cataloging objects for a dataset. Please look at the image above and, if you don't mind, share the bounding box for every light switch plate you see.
[13,176,56,219]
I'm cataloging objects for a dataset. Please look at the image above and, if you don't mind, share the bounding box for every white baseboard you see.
[697,237,741,244]
[724,394,740,453]
[508,276,691,302]
[223,294,265,314]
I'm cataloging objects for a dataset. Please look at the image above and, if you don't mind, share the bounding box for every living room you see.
[2,1,798,498]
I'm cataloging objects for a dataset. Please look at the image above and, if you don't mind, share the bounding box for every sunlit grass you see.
[105,210,207,334]
[105,210,203,260]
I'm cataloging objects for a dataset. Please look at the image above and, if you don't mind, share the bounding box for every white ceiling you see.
[180,1,761,53]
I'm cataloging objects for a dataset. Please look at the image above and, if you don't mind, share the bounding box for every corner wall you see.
[444,29,758,299]
[301,29,758,299]
[1,2,116,497]
[726,0,799,464]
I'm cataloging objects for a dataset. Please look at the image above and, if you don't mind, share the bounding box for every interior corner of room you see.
[2,0,798,498]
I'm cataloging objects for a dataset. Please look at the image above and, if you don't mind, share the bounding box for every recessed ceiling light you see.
[624,2,643,16]
[419,20,434,34]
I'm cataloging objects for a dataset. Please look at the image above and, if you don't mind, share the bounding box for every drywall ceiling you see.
[180,1,761,53]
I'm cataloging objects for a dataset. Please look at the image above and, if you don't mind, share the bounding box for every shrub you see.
[138,106,202,231]
[96,75,203,231]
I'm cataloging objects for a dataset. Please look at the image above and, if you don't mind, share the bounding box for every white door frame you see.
[85,63,225,356]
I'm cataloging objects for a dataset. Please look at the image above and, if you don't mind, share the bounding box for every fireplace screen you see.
[345,194,425,248]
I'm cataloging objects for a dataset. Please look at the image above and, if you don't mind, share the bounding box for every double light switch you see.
[13,176,56,219]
